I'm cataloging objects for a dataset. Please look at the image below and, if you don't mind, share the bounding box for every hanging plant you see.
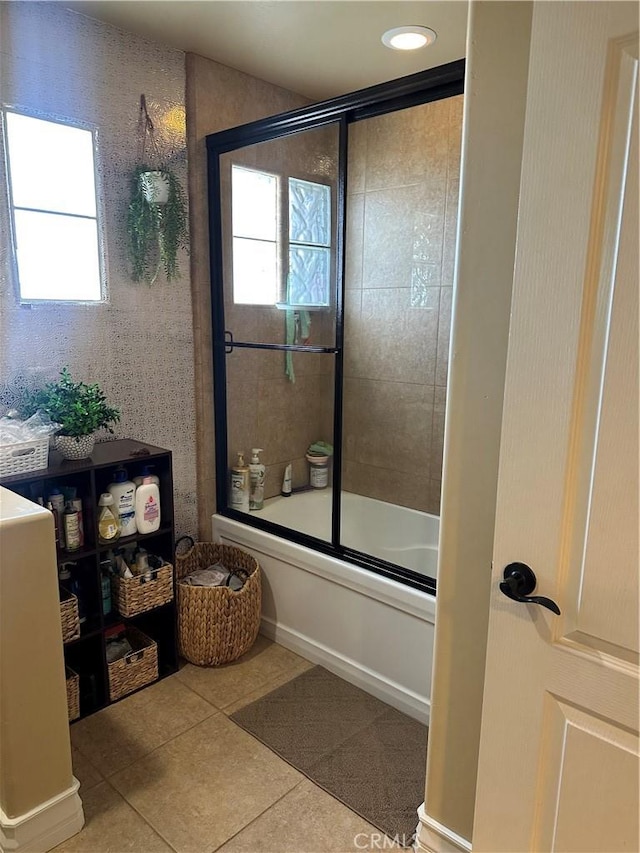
[126,95,189,284]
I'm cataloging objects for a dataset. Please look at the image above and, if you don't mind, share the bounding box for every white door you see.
[473,3,638,852]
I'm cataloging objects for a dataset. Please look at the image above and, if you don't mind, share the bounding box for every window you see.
[231,165,278,305]
[288,177,331,307]
[4,110,103,302]
[231,164,331,308]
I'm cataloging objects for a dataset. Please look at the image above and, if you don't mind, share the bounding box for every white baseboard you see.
[0,778,84,853]
[260,616,431,724]
[414,804,471,853]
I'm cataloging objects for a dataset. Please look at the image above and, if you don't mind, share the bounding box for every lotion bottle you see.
[249,448,265,511]
[229,451,250,513]
[134,465,159,488]
[135,476,161,534]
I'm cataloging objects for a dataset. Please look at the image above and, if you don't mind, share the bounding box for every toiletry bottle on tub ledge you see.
[230,451,250,513]
[249,448,265,511]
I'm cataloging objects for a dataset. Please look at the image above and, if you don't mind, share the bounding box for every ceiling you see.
[66,1,469,100]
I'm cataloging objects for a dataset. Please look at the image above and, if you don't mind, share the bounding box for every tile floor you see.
[58,636,407,853]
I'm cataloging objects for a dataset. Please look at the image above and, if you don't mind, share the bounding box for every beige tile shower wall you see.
[186,54,324,531]
[0,3,197,536]
[343,96,462,515]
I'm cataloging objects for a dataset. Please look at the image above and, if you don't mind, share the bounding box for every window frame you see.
[1,105,107,305]
[230,163,333,309]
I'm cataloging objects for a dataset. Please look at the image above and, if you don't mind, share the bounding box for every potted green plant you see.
[127,163,188,284]
[20,368,120,460]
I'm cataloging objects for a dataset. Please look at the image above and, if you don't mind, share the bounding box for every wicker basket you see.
[60,587,80,643]
[107,627,158,702]
[175,540,261,666]
[66,667,80,722]
[0,436,49,477]
[111,564,174,617]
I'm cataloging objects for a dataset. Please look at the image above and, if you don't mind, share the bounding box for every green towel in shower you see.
[285,309,312,383]
[308,440,333,457]
[285,310,296,383]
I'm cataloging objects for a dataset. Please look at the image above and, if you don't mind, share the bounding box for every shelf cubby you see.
[0,439,178,722]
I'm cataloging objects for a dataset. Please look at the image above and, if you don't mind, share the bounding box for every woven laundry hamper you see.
[175,537,261,666]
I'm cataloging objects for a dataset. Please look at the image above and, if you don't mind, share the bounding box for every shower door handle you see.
[499,563,561,615]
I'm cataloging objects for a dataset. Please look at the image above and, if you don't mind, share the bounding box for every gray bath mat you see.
[230,666,428,845]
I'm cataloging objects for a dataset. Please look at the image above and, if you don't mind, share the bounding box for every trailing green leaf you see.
[127,166,189,284]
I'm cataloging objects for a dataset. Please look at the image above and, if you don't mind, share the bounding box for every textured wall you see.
[343,96,462,515]
[186,52,310,535]
[0,3,197,537]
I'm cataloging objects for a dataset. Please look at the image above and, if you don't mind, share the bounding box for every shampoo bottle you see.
[108,467,137,536]
[249,448,265,511]
[135,476,161,534]
[230,451,250,513]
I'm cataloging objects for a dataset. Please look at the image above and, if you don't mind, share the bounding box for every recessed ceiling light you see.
[381,26,437,51]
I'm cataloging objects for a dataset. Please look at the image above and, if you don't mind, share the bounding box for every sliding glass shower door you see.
[207,61,465,591]
[215,124,342,543]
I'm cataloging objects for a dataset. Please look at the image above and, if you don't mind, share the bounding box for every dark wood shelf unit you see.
[0,439,179,721]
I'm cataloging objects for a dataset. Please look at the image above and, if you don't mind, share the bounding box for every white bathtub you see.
[256,489,439,579]
[212,490,437,723]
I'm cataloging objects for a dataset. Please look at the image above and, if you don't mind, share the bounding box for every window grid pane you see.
[288,245,331,306]
[14,210,101,301]
[6,112,97,217]
[233,236,278,305]
[231,165,277,240]
[288,177,331,246]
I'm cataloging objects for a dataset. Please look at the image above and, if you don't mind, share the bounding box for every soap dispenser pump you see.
[230,452,250,513]
[249,448,265,511]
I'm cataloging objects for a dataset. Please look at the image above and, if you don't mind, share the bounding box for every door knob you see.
[499,562,561,615]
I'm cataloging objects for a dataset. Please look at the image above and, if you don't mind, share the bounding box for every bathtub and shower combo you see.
[207,61,464,725]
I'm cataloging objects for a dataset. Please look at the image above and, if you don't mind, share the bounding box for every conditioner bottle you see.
[108,467,137,536]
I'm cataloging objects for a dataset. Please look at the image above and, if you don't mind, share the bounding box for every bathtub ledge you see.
[213,514,436,623]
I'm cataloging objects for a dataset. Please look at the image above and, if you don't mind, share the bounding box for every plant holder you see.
[127,94,188,284]
[139,170,170,205]
[55,434,95,460]
[175,538,261,666]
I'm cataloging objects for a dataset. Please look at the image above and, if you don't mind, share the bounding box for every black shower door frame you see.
[206,60,465,595]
